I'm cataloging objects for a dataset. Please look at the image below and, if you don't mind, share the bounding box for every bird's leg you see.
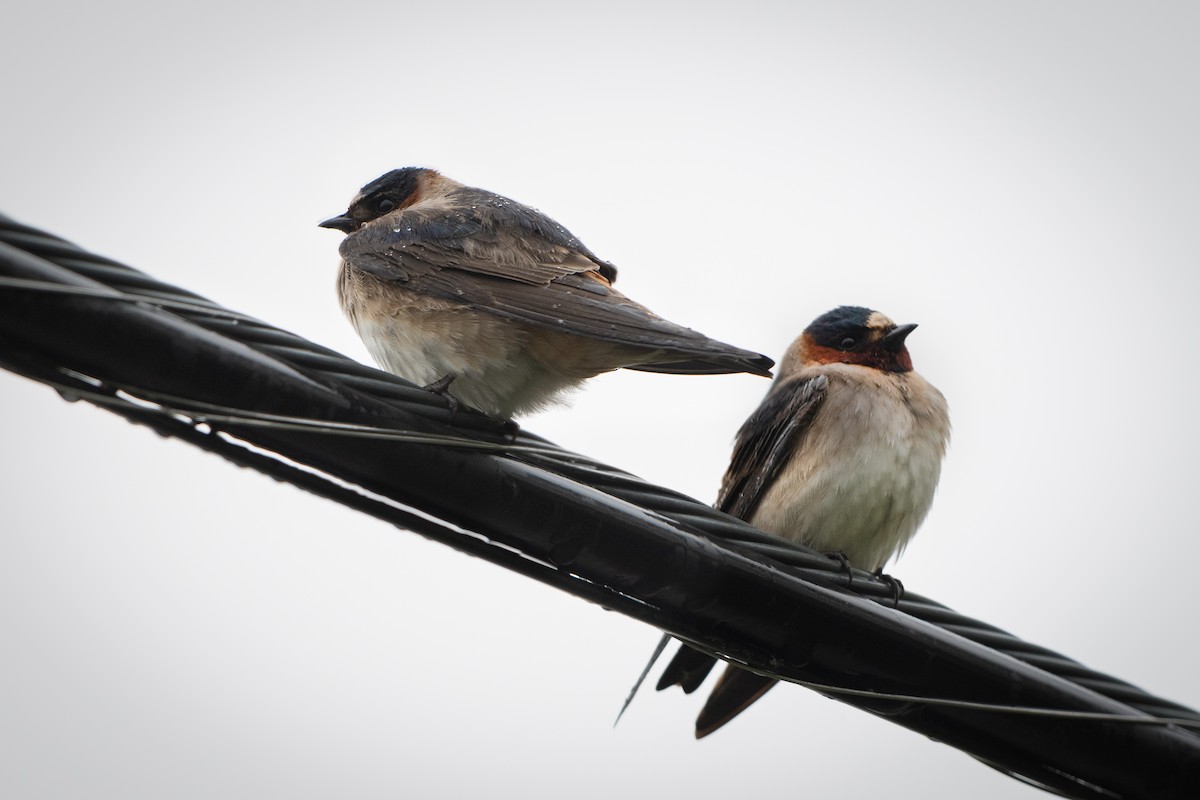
[826,550,854,586]
[423,373,457,394]
[873,568,905,608]
[423,374,459,417]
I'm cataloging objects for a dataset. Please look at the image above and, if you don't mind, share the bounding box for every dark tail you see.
[628,350,774,378]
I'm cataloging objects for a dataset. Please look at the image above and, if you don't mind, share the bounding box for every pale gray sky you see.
[3,3,1198,798]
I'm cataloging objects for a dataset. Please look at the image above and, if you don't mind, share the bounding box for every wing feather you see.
[658,376,828,734]
[340,187,772,375]
[718,375,828,518]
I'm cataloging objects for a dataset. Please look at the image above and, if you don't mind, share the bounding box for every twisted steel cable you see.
[3,212,1199,799]
[1,212,1192,727]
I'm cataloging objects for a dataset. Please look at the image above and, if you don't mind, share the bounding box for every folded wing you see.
[657,375,828,737]
[340,187,773,377]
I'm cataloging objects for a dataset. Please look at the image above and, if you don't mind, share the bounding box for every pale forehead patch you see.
[865,311,896,330]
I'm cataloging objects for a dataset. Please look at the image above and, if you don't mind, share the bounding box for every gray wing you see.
[340,187,773,376]
[343,186,618,284]
[717,374,828,518]
[657,375,828,735]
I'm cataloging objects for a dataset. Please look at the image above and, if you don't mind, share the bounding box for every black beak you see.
[318,215,358,233]
[882,323,917,352]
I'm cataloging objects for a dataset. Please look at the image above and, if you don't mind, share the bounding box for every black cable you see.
[3,213,1198,724]
[3,212,1199,799]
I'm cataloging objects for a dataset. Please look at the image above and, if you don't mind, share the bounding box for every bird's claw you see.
[826,550,854,586]
[873,569,905,608]
[423,374,460,419]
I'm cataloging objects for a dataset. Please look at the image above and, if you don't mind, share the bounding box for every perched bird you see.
[319,168,774,418]
[656,305,950,737]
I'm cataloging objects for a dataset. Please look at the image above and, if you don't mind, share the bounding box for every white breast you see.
[340,263,598,418]
[749,366,950,572]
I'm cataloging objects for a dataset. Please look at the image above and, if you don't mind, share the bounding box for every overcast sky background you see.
[3,3,1198,798]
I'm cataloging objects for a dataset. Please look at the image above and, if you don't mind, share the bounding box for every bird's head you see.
[789,305,917,374]
[318,167,435,234]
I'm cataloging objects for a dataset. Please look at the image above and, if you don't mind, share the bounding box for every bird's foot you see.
[826,550,854,586]
[873,568,905,608]
[422,374,460,418]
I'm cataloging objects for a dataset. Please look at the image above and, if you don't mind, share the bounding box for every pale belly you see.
[748,380,947,572]
[352,310,594,418]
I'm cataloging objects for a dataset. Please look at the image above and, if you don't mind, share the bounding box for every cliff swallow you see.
[320,168,774,418]
[656,305,950,737]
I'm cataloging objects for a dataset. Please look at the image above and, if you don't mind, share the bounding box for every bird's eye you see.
[375,198,397,214]
[839,337,857,350]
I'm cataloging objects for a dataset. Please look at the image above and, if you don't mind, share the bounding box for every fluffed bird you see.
[656,305,950,737]
[319,168,774,418]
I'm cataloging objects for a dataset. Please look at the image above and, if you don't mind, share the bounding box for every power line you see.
[2,213,1198,799]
